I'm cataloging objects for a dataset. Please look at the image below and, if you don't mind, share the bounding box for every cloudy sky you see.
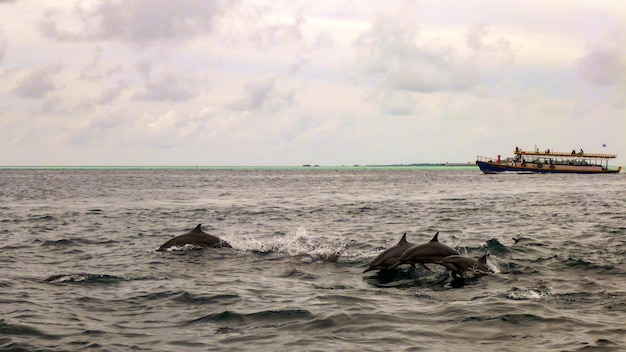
[1,0,625,166]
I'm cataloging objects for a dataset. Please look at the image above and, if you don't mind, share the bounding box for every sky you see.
[1,0,625,166]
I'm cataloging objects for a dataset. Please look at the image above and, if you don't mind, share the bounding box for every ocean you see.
[1,167,624,351]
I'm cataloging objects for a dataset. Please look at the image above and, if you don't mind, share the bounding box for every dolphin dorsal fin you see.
[193,224,203,232]
[398,233,408,245]
[479,254,489,264]
[430,232,439,242]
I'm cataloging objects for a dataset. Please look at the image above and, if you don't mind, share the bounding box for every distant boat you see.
[476,148,621,174]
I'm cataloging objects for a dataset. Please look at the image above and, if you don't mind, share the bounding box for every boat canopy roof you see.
[515,150,616,159]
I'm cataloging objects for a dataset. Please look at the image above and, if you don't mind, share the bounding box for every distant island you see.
[302,162,476,167]
[362,162,474,167]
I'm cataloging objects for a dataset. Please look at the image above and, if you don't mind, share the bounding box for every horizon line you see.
[0,163,476,169]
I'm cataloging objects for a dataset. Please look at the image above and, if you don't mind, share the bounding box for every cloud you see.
[579,30,626,86]
[355,16,479,93]
[228,76,294,112]
[97,80,128,104]
[466,23,516,64]
[65,106,205,150]
[70,79,128,111]
[131,60,205,102]
[40,0,238,46]
[12,65,61,98]
[248,14,306,50]
[79,45,104,81]
[375,90,419,116]
[0,32,6,64]
[2,1,625,166]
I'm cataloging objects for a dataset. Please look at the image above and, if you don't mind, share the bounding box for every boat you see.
[476,148,622,174]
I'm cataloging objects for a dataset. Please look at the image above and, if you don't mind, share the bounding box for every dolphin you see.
[391,232,459,269]
[157,224,231,251]
[512,237,535,244]
[441,254,494,278]
[363,233,415,272]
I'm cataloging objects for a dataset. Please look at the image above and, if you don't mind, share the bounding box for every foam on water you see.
[226,226,354,263]
[505,287,549,300]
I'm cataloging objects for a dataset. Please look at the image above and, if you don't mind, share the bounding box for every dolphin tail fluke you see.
[512,237,519,244]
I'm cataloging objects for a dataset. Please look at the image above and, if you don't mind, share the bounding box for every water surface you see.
[1,168,624,351]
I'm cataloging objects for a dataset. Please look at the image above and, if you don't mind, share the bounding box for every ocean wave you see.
[279,268,319,280]
[483,237,509,255]
[562,257,617,272]
[40,238,77,247]
[0,319,53,338]
[184,309,313,326]
[40,237,119,248]
[172,292,242,305]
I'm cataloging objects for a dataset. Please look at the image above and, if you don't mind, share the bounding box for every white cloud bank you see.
[0,0,625,166]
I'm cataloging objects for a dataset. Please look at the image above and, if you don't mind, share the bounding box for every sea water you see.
[0,167,625,351]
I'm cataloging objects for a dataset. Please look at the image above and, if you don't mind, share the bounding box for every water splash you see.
[483,237,508,256]
[228,227,353,263]
[505,286,551,300]
[485,255,501,274]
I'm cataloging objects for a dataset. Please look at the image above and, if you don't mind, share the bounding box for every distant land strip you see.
[360,162,475,167]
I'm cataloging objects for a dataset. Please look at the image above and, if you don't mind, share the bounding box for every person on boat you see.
[580,148,584,154]
[497,155,501,164]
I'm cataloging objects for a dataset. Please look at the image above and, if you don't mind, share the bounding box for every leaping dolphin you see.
[441,254,494,278]
[512,237,535,244]
[391,232,459,269]
[157,224,231,251]
[363,233,415,272]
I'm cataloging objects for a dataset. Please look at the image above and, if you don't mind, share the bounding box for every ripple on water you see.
[183,309,313,327]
